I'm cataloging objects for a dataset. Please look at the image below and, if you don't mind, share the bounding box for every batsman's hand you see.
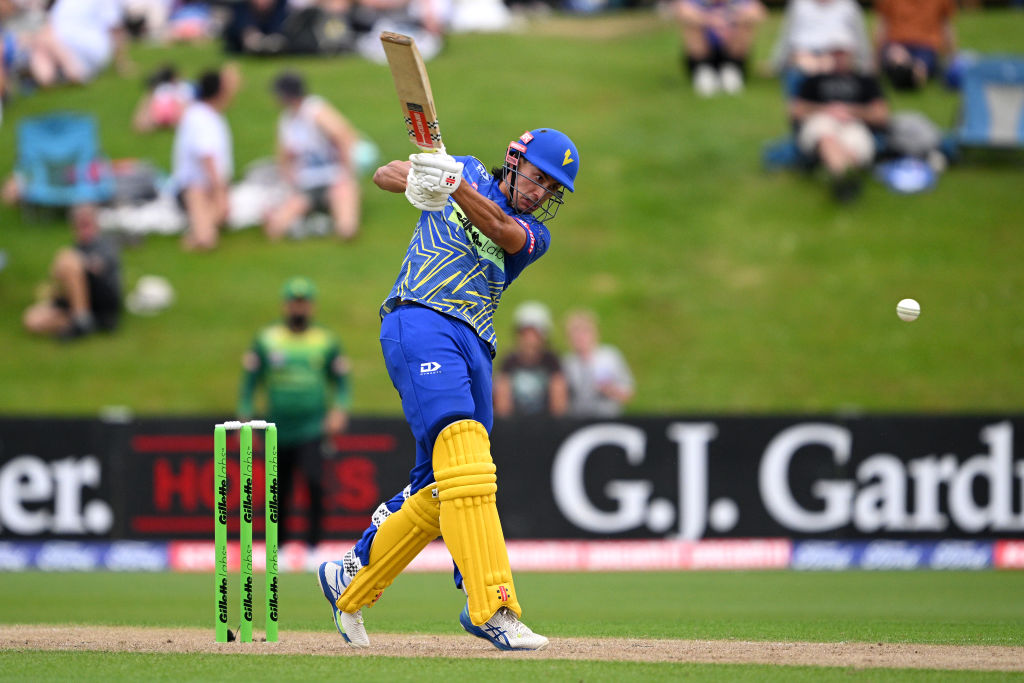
[405,178,448,212]
[408,152,463,195]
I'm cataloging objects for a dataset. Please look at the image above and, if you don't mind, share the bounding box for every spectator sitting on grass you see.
[351,0,445,63]
[874,0,956,91]
[494,301,568,418]
[170,64,239,251]
[789,35,889,203]
[25,0,131,87]
[768,0,872,97]
[22,204,121,341]
[132,64,195,133]
[562,309,634,418]
[223,0,290,55]
[672,0,766,97]
[356,0,446,37]
[265,70,361,241]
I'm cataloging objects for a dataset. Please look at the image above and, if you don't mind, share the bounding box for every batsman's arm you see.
[450,183,526,254]
[373,158,528,254]
[373,160,411,192]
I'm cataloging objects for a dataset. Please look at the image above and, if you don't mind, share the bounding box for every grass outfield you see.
[2,571,1023,680]
[1,11,1023,415]
[2,570,1022,642]
[0,652,1016,683]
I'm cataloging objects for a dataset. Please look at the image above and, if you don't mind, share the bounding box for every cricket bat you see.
[380,32,445,154]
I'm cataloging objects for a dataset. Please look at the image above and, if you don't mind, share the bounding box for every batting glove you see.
[405,174,448,212]
[409,152,463,195]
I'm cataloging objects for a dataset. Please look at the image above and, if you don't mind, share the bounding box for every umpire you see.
[238,276,351,553]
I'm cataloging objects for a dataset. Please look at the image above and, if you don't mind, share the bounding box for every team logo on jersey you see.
[562,149,574,166]
[448,202,505,271]
[419,361,441,375]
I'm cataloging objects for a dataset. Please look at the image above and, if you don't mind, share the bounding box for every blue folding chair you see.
[15,112,115,208]
[954,56,1024,149]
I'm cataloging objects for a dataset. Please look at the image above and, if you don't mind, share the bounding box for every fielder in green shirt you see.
[238,277,351,550]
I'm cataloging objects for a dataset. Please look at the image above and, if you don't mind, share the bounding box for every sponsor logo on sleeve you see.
[513,219,535,254]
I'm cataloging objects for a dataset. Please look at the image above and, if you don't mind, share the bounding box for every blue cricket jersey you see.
[380,155,551,355]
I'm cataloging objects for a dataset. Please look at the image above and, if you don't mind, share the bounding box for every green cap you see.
[281,277,317,301]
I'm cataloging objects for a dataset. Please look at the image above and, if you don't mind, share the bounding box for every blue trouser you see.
[353,303,494,570]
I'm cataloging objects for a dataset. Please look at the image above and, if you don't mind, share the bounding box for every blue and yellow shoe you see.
[459,604,549,651]
[317,560,369,647]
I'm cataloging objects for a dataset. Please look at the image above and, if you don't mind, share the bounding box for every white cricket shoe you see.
[317,560,370,648]
[693,64,720,97]
[719,63,745,94]
[459,605,549,651]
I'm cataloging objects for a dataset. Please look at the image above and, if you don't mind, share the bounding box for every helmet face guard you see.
[503,141,565,222]
[501,129,578,223]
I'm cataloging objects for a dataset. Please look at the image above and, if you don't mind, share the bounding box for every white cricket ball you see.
[897,298,921,322]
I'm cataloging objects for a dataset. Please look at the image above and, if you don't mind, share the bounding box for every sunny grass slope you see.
[0,11,1023,414]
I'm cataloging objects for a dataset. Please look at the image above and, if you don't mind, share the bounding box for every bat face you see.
[381,31,445,153]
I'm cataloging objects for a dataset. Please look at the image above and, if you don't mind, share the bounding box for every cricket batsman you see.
[318,128,579,651]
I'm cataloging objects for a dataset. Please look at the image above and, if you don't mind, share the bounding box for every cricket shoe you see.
[317,560,369,648]
[459,604,549,651]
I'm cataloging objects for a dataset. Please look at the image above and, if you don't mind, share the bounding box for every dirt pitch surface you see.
[3,625,1023,672]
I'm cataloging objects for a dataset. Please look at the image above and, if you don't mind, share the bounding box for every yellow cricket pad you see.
[434,419,520,626]
[335,486,440,613]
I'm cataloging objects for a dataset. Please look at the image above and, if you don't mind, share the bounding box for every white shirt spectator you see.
[770,0,872,73]
[278,95,342,191]
[49,0,124,79]
[562,345,635,418]
[172,101,233,192]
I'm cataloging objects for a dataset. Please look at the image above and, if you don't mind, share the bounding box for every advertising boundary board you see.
[3,539,1023,571]
[1,416,1022,542]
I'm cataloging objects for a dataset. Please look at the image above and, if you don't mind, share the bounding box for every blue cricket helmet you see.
[514,128,579,192]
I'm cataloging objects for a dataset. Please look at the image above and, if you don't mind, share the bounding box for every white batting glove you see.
[405,175,448,212]
[409,152,463,195]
